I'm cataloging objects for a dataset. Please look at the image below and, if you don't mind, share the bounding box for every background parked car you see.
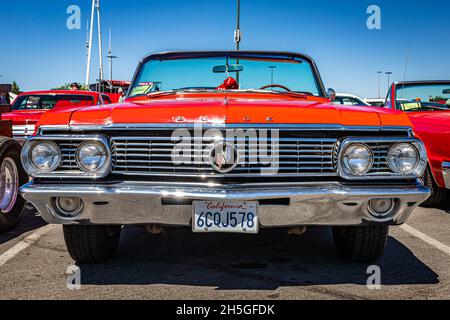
[2,90,111,141]
[333,93,371,106]
[385,80,450,206]
[365,98,385,107]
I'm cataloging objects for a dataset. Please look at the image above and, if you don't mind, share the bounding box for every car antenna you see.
[402,45,410,82]
[399,45,411,99]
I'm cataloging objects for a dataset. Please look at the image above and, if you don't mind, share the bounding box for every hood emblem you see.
[209,142,239,173]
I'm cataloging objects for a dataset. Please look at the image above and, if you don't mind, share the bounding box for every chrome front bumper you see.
[21,182,430,227]
[443,162,450,189]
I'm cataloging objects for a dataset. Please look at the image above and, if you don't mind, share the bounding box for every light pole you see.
[234,0,241,51]
[377,71,383,98]
[85,0,104,88]
[385,71,393,91]
[107,29,118,91]
[234,0,241,86]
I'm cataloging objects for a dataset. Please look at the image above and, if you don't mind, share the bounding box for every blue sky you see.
[1,0,449,98]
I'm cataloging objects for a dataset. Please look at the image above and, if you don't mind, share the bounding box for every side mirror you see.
[326,88,336,101]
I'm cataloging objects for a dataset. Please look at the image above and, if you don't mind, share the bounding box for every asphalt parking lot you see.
[1,201,450,300]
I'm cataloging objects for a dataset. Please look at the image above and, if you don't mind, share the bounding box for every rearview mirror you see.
[213,64,244,73]
[326,88,336,101]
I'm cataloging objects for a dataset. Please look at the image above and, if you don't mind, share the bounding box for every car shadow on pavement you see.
[77,226,439,290]
[0,207,47,245]
[442,196,450,213]
[428,196,450,214]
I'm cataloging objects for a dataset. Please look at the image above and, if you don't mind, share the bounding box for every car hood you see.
[36,94,411,128]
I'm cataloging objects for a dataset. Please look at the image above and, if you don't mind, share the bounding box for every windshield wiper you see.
[146,88,218,97]
[128,89,210,99]
[234,89,311,98]
[229,89,312,97]
[131,88,313,99]
[423,106,450,111]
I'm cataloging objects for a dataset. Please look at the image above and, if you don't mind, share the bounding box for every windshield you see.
[396,83,450,112]
[12,94,95,111]
[129,53,323,97]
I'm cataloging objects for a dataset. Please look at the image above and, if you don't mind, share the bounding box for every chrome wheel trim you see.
[0,157,19,214]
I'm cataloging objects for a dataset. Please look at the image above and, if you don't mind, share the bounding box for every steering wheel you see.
[260,84,291,92]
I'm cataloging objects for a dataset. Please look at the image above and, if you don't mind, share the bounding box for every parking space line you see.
[400,224,450,256]
[0,225,56,268]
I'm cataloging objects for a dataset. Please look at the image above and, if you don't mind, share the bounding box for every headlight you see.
[76,141,108,172]
[341,143,373,176]
[29,142,61,172]
[388,143,419,175]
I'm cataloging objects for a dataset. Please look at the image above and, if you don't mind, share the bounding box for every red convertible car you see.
[2,90,112,141]
[20,51,430,263]
[385,81,450,206]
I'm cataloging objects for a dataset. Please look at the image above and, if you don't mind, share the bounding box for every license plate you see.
[192,201,259,234]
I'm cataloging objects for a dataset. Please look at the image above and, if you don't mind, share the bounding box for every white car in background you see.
[333,93,371,106]
[365,98,385,107]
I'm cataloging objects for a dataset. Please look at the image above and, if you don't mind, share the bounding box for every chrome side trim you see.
[37,124,413,135]
[21,182,431,227]
[12,124,36,138]
[443,161,450,189]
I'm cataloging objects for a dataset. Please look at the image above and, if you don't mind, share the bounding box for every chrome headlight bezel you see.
[22,141,62,174]
[340,143,374,176]
[388,142,427,177]
[337,137,428,180]
[75,140,109,173]
[21,136,111,178]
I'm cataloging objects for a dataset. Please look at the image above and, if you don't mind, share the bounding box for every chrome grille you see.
[56,141,79,171]
[110,136,338,177]
[37,130,413,179]
[368,142,391,175]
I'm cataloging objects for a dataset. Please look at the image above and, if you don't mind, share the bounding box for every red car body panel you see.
[387,82,450,188]
[37,92,412,129]
[407,111,450,187]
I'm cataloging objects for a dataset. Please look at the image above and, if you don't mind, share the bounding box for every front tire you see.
[420,168,448,207]
[0,138,27,233]
[63,225,122,263]
[332,226,389,262]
